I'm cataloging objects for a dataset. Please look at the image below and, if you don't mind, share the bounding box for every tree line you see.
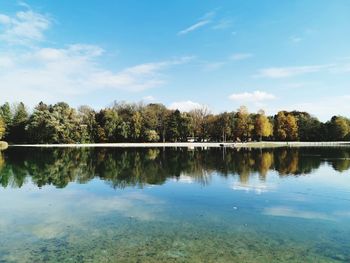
[0,101,350,144]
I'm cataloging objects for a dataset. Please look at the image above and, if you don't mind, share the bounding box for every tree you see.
[274,111,298,141]
[27,102,84,144]
[26,102,57,143]
[142,103,169,142]
[189,106,211,141]
[8,102,28,143]
[166,110,181,142]
[254,110,273,141]
[0,117,5,140]
[297,113,322,141]
[219,112,233,142]
[286,114,298,140]
[0,102,12,137]
[328,116,350,141]
[96,108,121,142]
[274,112,287,140]
[145,130,159,142]
[131,111,143,141]
[234,106,253,141]
[178,112,192,141]
[78,105,97,143]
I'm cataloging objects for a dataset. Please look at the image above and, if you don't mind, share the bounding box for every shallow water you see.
[0,147,350,262]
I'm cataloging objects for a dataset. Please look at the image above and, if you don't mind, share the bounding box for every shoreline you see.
[9,141,350,148]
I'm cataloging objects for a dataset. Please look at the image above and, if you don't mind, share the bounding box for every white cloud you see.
[284,95,350,121]
[229,91,276,103]
[142,95,155,101]
[0,14,11,24]
[256,64,333,78]
[0,46,191,104]
[230,53,253,61]
[0,9,51,44]
[168,100,204,112]
[0,6,193,105]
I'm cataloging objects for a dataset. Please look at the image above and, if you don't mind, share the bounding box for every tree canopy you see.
[0,101,349,144]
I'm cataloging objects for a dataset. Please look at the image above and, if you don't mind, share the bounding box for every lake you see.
[0,147,349,262]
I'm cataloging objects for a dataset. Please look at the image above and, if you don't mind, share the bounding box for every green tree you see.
[27,102,85,144]
[145,130,159,142]
[166,110,181,142]
[96,108,121,142]
[8,102,28,143]
[0,102,12,137]
[26,102,57,143]
[296,113,322,141]
[131,111,143,141]
[142,103,169,142]
[78,105,97,143]
[219,112,233,142]
[328,116,350,141]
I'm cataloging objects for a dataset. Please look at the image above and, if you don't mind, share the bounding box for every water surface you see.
[0,147,350,262]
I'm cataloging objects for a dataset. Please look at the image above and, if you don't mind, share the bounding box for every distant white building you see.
[187,137,198,142]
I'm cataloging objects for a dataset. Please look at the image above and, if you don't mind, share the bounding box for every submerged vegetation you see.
[1,101,350,144]
[1,147,350,189]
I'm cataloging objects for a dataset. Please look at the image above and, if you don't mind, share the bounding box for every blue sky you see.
[0,0,349,120]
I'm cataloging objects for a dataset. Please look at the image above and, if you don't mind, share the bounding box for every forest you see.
[0,101,350,144]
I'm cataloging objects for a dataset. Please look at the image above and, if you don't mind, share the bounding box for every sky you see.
[0,0,350,121]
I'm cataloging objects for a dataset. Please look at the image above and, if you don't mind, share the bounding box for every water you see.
[0,147,350,262]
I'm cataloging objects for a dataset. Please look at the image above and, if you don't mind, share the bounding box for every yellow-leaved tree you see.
[0,117,5,140]
[254,110,273,141]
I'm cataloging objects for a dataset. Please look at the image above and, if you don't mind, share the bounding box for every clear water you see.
[0,147,350,262]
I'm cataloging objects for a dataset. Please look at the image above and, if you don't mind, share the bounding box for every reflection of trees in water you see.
[0,147,350,189]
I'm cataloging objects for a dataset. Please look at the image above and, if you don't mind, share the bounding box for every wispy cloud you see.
[231,181,276,195]
[142,95,155,101]
[202,61,226,71]
[229,90,276,102]
[169,100,205,112]
[177,11,215,35]
[263,206,334,221]
[230,53,253,61]
[178,20,211,35]
[256,64,334,78]
[290,35,302,43]
[212,18,232,30]
[0,46,192,104]
[201,52,253,72]
[0,9,51,44]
